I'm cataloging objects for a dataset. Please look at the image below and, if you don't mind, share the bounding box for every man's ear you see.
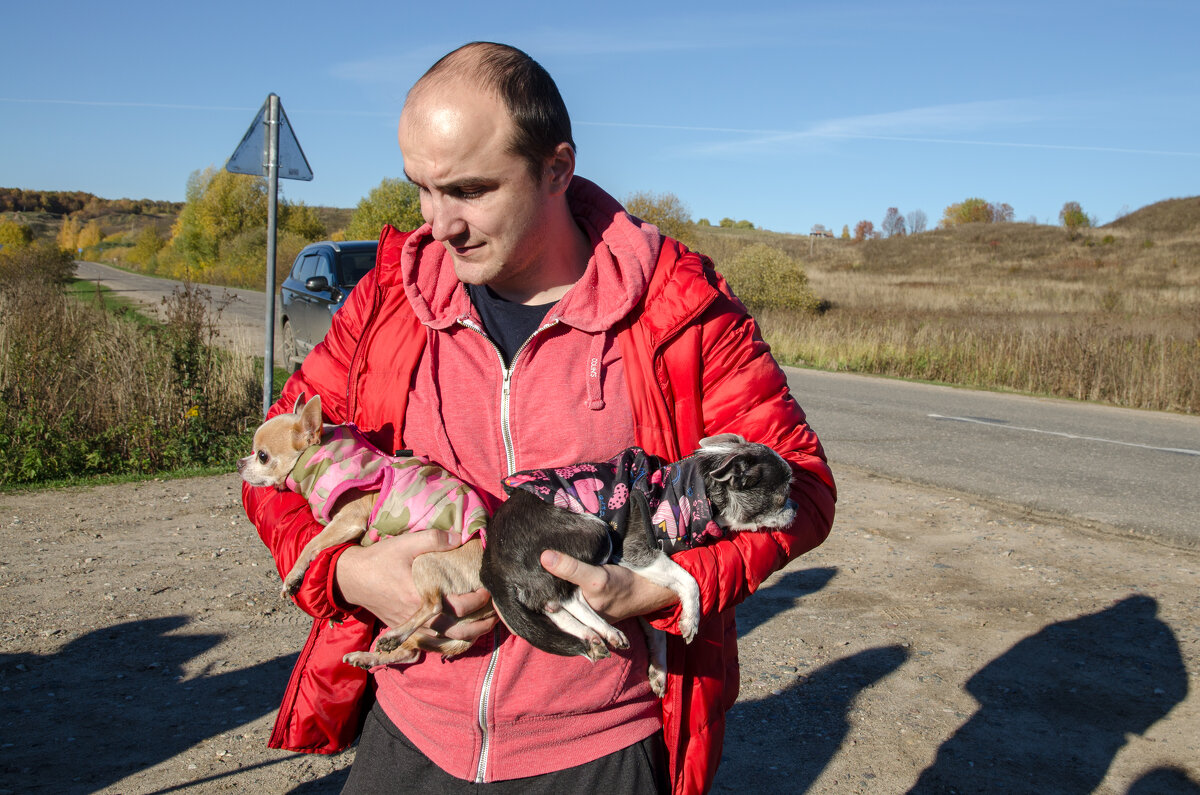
[545,142,576,195]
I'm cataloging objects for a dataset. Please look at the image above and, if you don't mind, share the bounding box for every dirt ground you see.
[1,466,1196,794]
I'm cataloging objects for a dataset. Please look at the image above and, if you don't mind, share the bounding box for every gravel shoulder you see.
[1,467,1196,794]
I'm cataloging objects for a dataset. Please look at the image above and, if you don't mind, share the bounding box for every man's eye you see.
[257,451,269,464]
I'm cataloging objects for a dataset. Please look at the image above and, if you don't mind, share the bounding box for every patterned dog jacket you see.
[501,447,723,557]
[286,425,487,545]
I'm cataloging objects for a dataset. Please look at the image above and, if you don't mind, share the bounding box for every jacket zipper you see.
[459,315,558,783]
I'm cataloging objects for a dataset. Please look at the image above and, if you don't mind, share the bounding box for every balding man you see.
[243,42,835,794]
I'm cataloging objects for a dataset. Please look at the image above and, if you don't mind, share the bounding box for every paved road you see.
[787,368,1200,547]
[75,260,280,361]
[76,261,1200,547]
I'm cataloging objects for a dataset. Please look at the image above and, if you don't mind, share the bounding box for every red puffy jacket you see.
[243,185,835,794]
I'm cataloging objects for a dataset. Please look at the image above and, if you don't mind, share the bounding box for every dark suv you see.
[279,240,378,370]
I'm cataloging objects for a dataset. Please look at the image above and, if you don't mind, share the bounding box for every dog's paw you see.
[342,652,380,669]
[375,631,403,653]
[608,627,629,650]
[678,614,698,644]
[280,573,304,599]
[648,663,667,698]
[585,637,612,661]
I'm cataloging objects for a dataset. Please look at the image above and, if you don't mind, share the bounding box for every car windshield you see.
[338,250,377,286]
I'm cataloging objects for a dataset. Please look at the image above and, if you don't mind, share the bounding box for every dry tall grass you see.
[0,243,260,484]
[690,197,1200,414]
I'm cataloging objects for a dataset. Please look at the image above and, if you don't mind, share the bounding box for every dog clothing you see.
[286,425,487,545]
[502,447,723,556]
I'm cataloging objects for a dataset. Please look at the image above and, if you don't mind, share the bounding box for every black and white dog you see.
[479,434,796,695]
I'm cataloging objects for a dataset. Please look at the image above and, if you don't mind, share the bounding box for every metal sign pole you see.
[262,94,280,417]
[226,92,311,416]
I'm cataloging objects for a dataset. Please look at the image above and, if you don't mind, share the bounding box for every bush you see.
[346,178,423,240]
[721,244,823,313]
[624,190,693,244]
[0,244,258,485]
[0,219,34,249]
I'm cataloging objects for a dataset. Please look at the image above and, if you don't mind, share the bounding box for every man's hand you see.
[335,531,497,643]
[539,550,679,623]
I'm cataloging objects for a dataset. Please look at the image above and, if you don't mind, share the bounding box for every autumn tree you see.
[170,167,269,269]
[162,166,324,286]
[126,224,166,266]
[1059,201,1091,237]
[0,219,34,249]
[853,219,875,241]
[346,178,424,240]
[881,207,906,238]
[841,224,850,240]
[624,191,692,243]
[76,220,102,251]
[57,217,81,251]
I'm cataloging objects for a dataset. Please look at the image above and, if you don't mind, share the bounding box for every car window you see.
[295,253,322,282]
[313,253,334,280]
[337,251,377,287]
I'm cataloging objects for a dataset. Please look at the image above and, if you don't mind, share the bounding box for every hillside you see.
[1106,195,1200,236]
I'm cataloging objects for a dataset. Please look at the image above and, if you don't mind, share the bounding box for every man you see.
[242,42,835,794]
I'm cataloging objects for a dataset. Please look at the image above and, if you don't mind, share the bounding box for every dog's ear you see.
[710,451,748,485]
[297,394,323,448]
[699,433,745,449]
[291,391,308,415]
[710,452,770,492]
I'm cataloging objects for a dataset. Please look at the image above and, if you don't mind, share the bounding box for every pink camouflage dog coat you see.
[501,447,724,557]
[285,425,487,545]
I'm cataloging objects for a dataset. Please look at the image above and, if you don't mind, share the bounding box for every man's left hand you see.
[539,550,678,623]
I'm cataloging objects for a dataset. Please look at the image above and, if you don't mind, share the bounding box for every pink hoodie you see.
[369,178,666,782]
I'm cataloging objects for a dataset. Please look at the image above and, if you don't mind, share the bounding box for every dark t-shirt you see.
[466,283,555,366]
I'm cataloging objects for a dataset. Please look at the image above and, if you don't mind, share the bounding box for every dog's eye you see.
[257,451,269,464]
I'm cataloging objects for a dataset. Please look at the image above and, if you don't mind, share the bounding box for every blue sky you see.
[2,1,1196,235]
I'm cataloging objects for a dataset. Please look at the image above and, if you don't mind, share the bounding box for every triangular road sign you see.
[226,97,313,181]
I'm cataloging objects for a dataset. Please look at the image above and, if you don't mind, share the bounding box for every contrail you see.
[5,98,1195,157]
[576,120,1200,158]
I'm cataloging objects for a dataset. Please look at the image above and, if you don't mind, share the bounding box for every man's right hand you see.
[334,529,464,629]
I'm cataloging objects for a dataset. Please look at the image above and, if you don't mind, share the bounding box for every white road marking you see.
[927,414,1200,456]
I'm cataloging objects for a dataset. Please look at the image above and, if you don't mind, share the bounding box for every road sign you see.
[226,94,312,415]
[226,97,313,181]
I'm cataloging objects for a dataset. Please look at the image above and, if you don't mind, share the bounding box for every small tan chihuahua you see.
[238,393,492,668]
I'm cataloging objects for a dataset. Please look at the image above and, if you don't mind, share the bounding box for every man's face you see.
[399,85,560,302]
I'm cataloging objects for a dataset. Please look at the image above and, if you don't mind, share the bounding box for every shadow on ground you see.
[910,594,1187,794]
[0,615,295,794]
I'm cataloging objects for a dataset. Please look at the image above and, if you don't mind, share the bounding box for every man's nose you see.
[425,195,467,242]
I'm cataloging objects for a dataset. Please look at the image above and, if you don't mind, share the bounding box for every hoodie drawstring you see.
[586,332,606,411]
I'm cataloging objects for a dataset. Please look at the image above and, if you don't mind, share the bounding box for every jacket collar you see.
[390,176,660,333]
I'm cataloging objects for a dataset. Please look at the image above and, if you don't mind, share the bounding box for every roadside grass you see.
[691,202,1200,414]
[0,244,266,488]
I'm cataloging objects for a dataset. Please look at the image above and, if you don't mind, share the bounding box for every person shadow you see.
[735,566,838,638]
[909,594,1188,794]
[0,615,295,794]
[716,566,907,792]
[715,644,909,793]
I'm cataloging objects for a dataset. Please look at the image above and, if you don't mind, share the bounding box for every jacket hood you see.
[395,176,660,333]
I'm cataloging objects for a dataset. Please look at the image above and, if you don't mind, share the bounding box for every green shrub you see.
[720,244,823,313]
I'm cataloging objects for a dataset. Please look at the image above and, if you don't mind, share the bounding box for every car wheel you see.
[281,319,300,373]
